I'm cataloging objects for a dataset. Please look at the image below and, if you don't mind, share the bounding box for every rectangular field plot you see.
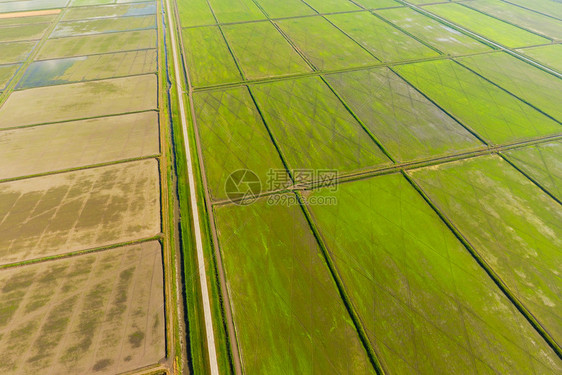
[0,0,66,13]
[214,198,376,374]
[51,15,155,38]
[377,7,490,55]
[394,60,561,145]
[0,64,19,91]
[0,14,56,27]
[411,155,562,346]
[499,0,562,20]
[0,112,159,179]
[325,68,482,162]
[18,49,157,89]
[517,45,562,73]
[194,87,286,201]
[0,159,161,264]
[424,3,550,48]
[177,0,215,27]
[464,0,562,40]
[326,12,438,63]
[353,0,400,9]
[254,0,315,18]
[37,29,157,60]
[275,16,376,70]
[222,22,311,80]
[182,26,241,87]
[209,0,266,23]
[504,141,562,201]
[0,41,36,64]
[302,0,360,13]
[250,77,390,175]
[309,174,562,374]
[62,2,156,21]
[457,52,562,121]
[0,241,165,375]
[0,74,157,128]
[0,23,49,43]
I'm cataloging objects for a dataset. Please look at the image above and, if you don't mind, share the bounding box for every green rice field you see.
[1,0,561,374]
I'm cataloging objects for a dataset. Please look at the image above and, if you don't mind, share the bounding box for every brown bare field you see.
[0,241,165,374]
[0,112,160,179]
[0,9,61,19]
[0,74,157,128]
[0,159,161,265]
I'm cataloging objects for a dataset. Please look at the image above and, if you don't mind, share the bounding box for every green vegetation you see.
[214,197,376,374]
[37,29,157,60]
[181,26,241,86]
[500,0,562,19]
[0,23,49,43]
[0,64,19,91]
[377,7,491,55]
[464,0,562,39]
[0,74,157,127]
[0,14,56,26]
[254,0,315,18]
[326,12,439,62]
[457,52,562,120]
[304,0,359,13]
[194,87,286,200]
[425,3,550,48]
[353,0,400,9]
[0,0,66,13]
[0,41,36,64]
[176,0,215,27]
[325,68,482,162]
[251,76,391,174]
[222,21,311,79]
[275,16,376,70]
[517,44,562,73]
[309,173,562,374]
[51,15,156,38]
[394,59,561,145]
[411,155,562,345]
[209,0,266,23]
[504,141,562,200]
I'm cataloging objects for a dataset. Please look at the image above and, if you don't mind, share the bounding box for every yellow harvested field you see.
[0,241,165,375]
[0,74,157,128]
[0,159,161,265]
[0,112,160,179]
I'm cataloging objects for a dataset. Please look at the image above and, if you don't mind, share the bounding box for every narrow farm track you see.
[163,0,220,373]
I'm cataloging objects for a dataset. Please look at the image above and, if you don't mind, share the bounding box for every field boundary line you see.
[0,154,161,184]
[397,0,562,79]
[164,0,220,372]
[0,4,69,108]
[298,194,387,374]
[403,172,562,359]
[191,47,506,92]
[33,46,157,62]
[0,108,158,132]
[456,2,555,42]
[453,59,562,123]
[48,24,157,40]
[0,236,162,270]
[497,0,562,21]
[498,153,562,206]
[211,134,562,207]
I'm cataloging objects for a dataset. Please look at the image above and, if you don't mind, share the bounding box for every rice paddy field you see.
[1,0,561,374]
[0,0,172,374]
[175,0,562,374]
